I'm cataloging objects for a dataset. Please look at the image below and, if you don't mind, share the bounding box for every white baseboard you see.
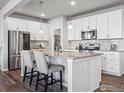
[102,70,122,77]
[1,68,8,71]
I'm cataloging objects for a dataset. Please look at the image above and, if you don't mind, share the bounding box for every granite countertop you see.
[31,49,103,60]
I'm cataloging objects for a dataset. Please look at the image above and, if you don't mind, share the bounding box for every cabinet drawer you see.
[107,58,119,65]
[107,53,119,64]
[108,53,119,58]
[106,63,120,73]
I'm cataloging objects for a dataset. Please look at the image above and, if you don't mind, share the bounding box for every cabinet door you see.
[7,17,18,31]
[101,53,108,70]
[89,15,97,30]
[27,21,36,40]
[90,57,101,91]
[73,59,91,91]
[97,13,108,39]
[108,10,122,38]
[35,22,42,40]
[42,23,49,40]
[74,19,82,40]
[82,17,89,31]
[68,21,75,40]
[17,19,28,31]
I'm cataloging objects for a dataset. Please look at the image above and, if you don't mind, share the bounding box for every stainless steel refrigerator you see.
[8,31,30,71]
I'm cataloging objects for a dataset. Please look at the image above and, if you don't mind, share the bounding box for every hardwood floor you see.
[95,73,124,92]
[0,70,124,92]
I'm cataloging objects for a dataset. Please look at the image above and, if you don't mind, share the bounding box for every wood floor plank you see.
[0,70,123,92]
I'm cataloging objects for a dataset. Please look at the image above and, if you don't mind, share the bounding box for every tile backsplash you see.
[30,41,49,49]
[70,39,124,51]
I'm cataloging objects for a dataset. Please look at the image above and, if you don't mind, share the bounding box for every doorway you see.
[53,29,61,51]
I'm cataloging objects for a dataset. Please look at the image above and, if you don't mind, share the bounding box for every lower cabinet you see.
[96,51,124,76]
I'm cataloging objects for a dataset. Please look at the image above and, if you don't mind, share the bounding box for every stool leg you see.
[60,71,63,90]
[51,73,53,85]
[45,74,48,92]
[35,71,40,90]
[23,66,27,82]
[30,68,33,86]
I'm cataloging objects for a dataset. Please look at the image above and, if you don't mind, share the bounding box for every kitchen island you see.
[21,49,102,92]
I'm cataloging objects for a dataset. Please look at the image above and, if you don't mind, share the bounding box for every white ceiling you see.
[0,0,10,10]
[14,0,124,19]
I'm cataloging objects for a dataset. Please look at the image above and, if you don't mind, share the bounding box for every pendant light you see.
[39,1,45,33]
[68,0,76,30]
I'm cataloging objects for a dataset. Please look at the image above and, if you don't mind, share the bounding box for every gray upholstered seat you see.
[34,51,64,91]
[33,51,64,74]
[48,64,64,73]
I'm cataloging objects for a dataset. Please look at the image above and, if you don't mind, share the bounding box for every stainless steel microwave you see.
[81,30,97,40]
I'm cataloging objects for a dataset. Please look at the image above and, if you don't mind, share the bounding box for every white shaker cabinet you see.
[68,19,82,40]
[27,21,36,40]
[27,21,49,41]
[82,16,97,31]
[35,22,41,40]
[7,17,28,31]
[40,23,49,41]
[97,9,124,39]
[89,15,97,30]
[108,10,123,39]
[8,17,49,41]
[17,19,28,31]
[82,17,89,31]
[96,51,124,76]
[68,21,75,40]
[97,13,108,39]
[7,17,18,31]
[73,19,82,40]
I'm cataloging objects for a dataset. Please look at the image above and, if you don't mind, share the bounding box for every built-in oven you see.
[81,29,97,40]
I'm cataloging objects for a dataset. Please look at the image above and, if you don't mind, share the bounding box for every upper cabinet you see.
[68,21,75,40]
[7,17,18,31]
[89,15,97,30]
[82,17,89,31]
[82,15,97,31]
[97,9,124,39]
[68,18,82,40]
[68,9,124,40]
[108,10,123,39]
[17,19,28,31]
[97,13,108,39]
[7,17,49,41]
[27,20,37,40]
[73,19,82,40]
[7,17,28,31]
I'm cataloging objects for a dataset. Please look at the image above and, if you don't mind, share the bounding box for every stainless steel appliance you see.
[81,30,97,40]
[8,31,30,71]
[110,44,118,51]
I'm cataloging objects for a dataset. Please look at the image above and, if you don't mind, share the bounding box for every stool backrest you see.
[34,51,48,74]
[21,50,33,68]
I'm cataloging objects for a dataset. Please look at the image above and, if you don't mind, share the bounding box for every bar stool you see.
[21,50,37,86]
[33,51,64,92]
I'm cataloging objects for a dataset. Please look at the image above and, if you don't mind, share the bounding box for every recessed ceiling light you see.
[70,0,76,6]
[41,13,45,17]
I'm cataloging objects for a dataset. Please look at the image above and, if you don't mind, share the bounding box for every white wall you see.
[48,16,70,50]
[0,0,31,71]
